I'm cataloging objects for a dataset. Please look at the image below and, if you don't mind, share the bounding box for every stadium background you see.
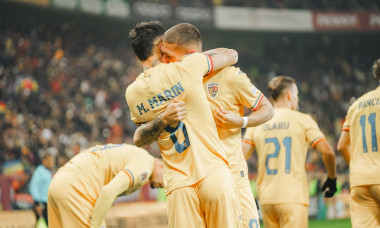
[0,0,379,227]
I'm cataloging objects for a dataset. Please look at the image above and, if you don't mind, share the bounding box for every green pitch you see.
[260,219,351,228]
[309,219,351,228]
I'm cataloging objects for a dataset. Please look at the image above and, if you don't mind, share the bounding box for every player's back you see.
[126,53,228,194]
[60,144,153,194]
[245,108,324,205]
[203,66,263,187]
[343,86,380,187]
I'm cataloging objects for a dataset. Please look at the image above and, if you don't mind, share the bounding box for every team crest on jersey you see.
[207,82,219,98]
[140,171,148,181]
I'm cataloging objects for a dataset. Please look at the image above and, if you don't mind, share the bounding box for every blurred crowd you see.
[219,0,380,10]
[0,24,152,210]
[137,0,380,10]
[0,19,379,210]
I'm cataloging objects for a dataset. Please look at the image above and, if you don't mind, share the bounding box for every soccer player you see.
[134,25,274,228]
[126,22,242,228]
[242,76,337,228]
[47,143,164,228]
[337,58,380,227]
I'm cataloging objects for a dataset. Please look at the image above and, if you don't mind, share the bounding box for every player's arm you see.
[181,49,237,79]
[214,96,273,129]
[314,140,336,179]
[242,140,256,160]
[134,98,186,147]
[337,130,350,165]
[90,171,131,228]
[203,48,238,72]
[314,139,338,197]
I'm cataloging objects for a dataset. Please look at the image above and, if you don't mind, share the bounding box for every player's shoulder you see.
[125,75,144,102]
[288,109,315,121]
[125,80,137,96]
[221,66,245,76]
[214,66,248,81]
[356,87,380,102]
[126,72,144,88]
[347,88,378,111]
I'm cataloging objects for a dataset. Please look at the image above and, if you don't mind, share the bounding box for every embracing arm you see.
[213,96,273,129]
[245,96,274,127]
[134,99,186,147]
[203,48,238,72]
[134,115,167,147]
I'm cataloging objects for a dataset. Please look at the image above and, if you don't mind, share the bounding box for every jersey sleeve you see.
[125,85,143,126]
[303,115,326,148]
[179,53,213,80]
[242,127,256,146]
[233,68,263,111]
[121,155,153,193]
[130,111,141,126]
[342,104,354,131]
[90,171,131,228]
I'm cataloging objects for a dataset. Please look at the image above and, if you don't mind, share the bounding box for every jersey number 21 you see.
[265,137,292,175]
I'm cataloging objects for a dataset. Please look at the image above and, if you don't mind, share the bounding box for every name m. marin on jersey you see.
[136,81,185,115]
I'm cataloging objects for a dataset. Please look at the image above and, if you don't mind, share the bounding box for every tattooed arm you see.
[134,98,187,147]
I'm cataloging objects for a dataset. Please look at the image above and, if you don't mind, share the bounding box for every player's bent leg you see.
[276,203,308,228]
[261,204,280,228]
[199,164,242,228]
[351,185,380,228]
[238,185,260,228]
[166,186,206,228]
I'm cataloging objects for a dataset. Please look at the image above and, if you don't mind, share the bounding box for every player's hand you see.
[321,177,337,198]
[161,98,186,125]
[213,106,243,129]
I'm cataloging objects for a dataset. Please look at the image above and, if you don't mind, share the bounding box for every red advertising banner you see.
[313,12,380,31]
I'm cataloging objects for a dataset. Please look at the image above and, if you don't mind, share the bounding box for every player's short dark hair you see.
[129,21,165,61]
[268,76,296,101]
[372,58,380,81]
[163,23,202,49]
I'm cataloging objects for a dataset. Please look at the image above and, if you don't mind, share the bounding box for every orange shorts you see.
[238,185,260,228]
[261,203,308,228]
[350,185,380,228]
[166,164,242,228]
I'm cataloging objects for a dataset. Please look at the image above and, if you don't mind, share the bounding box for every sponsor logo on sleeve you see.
[139,171,148,181]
